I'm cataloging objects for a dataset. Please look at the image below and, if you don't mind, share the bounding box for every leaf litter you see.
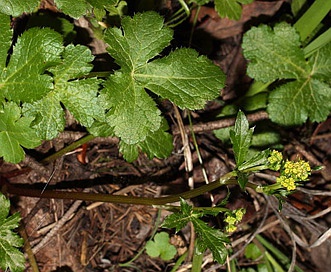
[0,1,330,271]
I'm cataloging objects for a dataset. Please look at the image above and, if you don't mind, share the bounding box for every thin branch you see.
[172,111,269,135]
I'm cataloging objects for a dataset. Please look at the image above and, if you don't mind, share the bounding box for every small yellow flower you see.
[224,215,237,225]
[235,208,245,222]
[226,224,237,233]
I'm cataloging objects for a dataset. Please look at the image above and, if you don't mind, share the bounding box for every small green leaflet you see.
[0,1,39,16]
[229,110,253,167]
[192,217,229,264]
[243,23,331,125]
[0,102,41,163]
[163,199,229,264]
[214,0,254,21]
[102,11,224,160]
[145,232,177,261]
[162,198,194,233]
[0,193,25,272]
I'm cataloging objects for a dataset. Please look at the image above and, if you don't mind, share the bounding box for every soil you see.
[1,1,331,271]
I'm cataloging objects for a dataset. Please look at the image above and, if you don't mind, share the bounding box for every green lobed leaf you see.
[25,45,103,139]
[0,27,63,103]
[0,13,12,71]
[243,23,331,125]
[0,0,39,16]
[192,217,229,264]
[0,193,24,272]
[145,232,177,261]
[214,0,254,21]
[242,23,309,82]
[102,11,224,160]
[229,110,253,167]
[0,102,41,163]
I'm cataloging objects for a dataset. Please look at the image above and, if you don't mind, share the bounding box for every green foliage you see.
[0,0,39,16]
[243,23,331,125]
[0,27,63,102]
[163,198,229,264]
[0,10,223,163]
[229,111,270,188]
[96,11,224,160]
[145,232,177,261]
[0,193,25,272]
[24,44,103,140]
[0,102,41,163]
[189,0,253,20]
[214,0,254,20]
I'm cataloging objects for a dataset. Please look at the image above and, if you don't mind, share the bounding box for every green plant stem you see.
[191,249,203,272]
[294,0,331,41]
[2,172,237,206]
[169,251,188,272]
[304,27,331,57]
[255,235,304,272]
[41,134,95,164]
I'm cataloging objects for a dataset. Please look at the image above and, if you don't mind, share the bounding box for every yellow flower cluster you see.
[268,150,283,170]
[225,208,245,233]
[266,150,311,192]
[276,159,311,191]
[283,160,311,180]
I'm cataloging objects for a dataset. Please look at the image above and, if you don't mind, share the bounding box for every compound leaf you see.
[0,28,63,103]
[103,71,161,145]
[0,193,24,272]
[214,0,254,21]
[23,93,64,140]
[0,102,41,163]
[0,0,39,16]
